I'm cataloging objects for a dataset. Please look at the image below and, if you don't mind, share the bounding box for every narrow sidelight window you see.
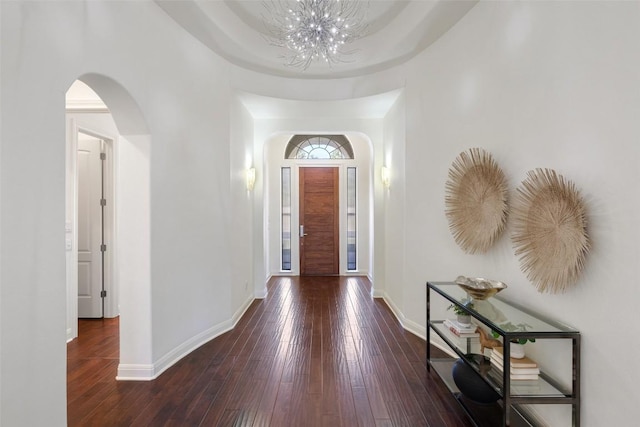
[347,167,357,271]
[281,167,292,271]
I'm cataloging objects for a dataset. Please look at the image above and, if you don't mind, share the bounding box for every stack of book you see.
[441,319,481,353]
[490,347,540,380]
[443,318,478,338]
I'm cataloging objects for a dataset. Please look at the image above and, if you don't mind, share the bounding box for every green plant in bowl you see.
[447,299,474,326]
[491,322,536,344]
[447,298,474,315]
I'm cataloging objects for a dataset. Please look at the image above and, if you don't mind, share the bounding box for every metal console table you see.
[427,281,580,426]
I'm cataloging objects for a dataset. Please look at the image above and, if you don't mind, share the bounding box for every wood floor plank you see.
[68,276,474,427]
[270,382,293,426]
[361,373,390,420]
[351,386,377,427]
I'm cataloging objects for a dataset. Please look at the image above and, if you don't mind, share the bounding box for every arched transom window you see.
[285,135,354,160]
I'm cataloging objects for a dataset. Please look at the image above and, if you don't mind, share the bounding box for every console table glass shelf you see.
[427,282,580,427]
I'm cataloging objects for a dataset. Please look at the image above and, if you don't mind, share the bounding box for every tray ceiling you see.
[155,0,478,78]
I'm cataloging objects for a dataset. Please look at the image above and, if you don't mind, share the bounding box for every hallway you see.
[67,276,472,426]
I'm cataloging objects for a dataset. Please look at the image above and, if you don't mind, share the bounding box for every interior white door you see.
[77,133,104,318]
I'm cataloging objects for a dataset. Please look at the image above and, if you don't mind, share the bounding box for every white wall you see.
[0,1,3,419]
[380,1,640,425]
[229,97,256,313]
[116,133,154,378]
[0,1,248,424]
[381,93,406,320]
[2,1,69,420]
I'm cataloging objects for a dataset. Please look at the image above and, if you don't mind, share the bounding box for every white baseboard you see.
[253,276,270,299]
[427,333,458,358]
[233,295,255,324]
[379,292,405,326]
[379,292,456,359]
[116,364,156,381]
[401,316,426,341]
[371,287,384,298]
[367,273,376,296]
[255,287,268,299]
[149,318,235,380]
[116,294,256,381]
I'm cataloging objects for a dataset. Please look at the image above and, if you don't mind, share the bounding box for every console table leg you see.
[426,284,431,372]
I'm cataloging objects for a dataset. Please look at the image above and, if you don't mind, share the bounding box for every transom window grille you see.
[285,135,354,160]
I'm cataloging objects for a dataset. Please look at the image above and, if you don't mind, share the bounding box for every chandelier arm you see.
[263,0,369,70]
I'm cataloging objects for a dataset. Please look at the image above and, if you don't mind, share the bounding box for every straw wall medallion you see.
[445,148,509,254]
[511,169,590,293]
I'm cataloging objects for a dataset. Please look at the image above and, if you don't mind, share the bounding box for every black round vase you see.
[451,358,500,404]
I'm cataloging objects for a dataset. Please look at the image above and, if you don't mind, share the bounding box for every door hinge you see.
[100,198,107,206]
[100,152,106,161]
[100,290,107,298]
[100,244,107,252]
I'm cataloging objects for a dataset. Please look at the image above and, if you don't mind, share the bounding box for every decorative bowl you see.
[452,357,500,404]
[455,276,507,300]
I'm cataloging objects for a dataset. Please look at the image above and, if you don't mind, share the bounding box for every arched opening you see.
[65,81,117,334]
[65,73,153,381]
[238,88,400,298]
[263,131,374,278]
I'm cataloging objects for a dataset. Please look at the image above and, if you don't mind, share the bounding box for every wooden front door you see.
[299,167,339,275]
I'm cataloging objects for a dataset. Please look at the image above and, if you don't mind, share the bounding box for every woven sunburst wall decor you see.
[511,169,590,293]
[445,148,509,254]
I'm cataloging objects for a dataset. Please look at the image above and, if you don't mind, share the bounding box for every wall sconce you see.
[381,166,391,188]
[246,167,256,191]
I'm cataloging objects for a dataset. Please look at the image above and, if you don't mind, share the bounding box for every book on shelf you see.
[490,355,540,375]
[491,363,540,376]
[490,347,540,380]
[490,351,540,372]
[491,347,538,368]
[487,367,540,382]
[441,328,481,354]
[443,319,478,337]
[491,371,539,381]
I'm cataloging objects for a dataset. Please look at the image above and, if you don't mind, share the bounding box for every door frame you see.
[66,119,116,339]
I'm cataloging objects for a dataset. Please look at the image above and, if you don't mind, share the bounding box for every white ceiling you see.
[66,80,108,111]
[67,2,477,118]
[236,88,403,119]
[155,0,478,79]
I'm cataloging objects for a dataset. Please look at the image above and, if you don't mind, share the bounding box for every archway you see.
[65,73,153,380]
[262,131,376,279]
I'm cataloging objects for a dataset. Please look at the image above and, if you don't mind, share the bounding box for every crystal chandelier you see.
[263,0,368,70]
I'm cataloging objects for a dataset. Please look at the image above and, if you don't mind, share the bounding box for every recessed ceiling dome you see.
[155,0,478,79]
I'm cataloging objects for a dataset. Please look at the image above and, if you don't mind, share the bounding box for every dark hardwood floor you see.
[68,276,473,426]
